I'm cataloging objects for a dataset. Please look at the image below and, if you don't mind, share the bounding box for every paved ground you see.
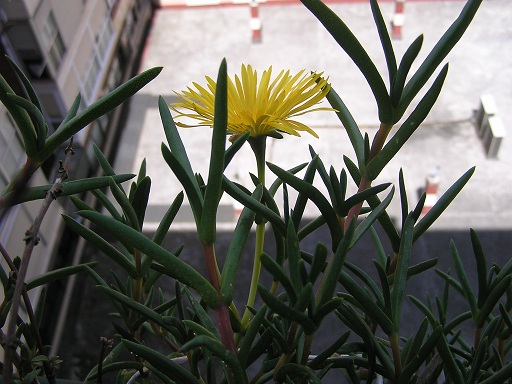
[115,0,512,231]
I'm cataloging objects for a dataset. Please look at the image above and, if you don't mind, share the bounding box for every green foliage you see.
[2,1,511,384]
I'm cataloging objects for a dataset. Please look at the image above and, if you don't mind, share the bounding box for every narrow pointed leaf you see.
[200,59,228,244]
[238,305,267,368]
[223,178,285,235]
[414,167,475,240]
[398,0,482,117]
[326,89,364,168]
[181,335,248,384]
[0,73,37,157]
[152,191,184,245]
[366,65,449,181]
[183,287,219,339]
[291,155,318,230]
[436,334,464,384]
[40,67,162,162]
[122,339,199,384]
[391,35,423,108]
[268,161,342,251]
[450,240,478,319]
[78,210,220,308]
[470,229,488,308]
[350,187,394,248]
[300,0,392,123]
[6,93,46,150]
[1,174,134,207]
[131,176,151,229]
[62,214,137,278]
[317,220,355,308]
[391,214,415,331]
[93,142,116,176]
[6,56,43,113]
[339,182,391,216]
[109,177,140,231]
[161,143,203,225]
[220,189,259,304]
[25,262,98,291]
[475,275,511,328]
[370,0,397,86]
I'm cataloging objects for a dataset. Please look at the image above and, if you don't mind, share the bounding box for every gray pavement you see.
[115,0,512,231]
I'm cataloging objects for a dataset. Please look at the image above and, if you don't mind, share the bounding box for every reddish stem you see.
[202,243,237,353]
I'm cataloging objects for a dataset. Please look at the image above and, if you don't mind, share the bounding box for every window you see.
[81,17,114,103]
[0,113,25,192]
[41,11,66,71]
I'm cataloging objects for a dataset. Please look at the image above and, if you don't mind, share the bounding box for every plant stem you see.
[344,122,393,232]
[202,243,237,353]
[390,331,402,378]
[241,136,267,329]
[2,139,74,383]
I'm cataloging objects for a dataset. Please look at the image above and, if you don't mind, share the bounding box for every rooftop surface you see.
[115,0,512,231]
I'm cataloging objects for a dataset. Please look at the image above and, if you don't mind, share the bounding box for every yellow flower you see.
[170,64,334,138]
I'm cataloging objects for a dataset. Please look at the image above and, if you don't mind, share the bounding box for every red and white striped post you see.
[250,0,262,43]
[422,168,440,215]
[391,0,405,39]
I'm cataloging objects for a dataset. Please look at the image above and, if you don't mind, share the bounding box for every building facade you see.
[0,0,154,349]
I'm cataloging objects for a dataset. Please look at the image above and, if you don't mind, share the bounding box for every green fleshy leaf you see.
[200,59,228,244]
[366,64,449,181]
[25,262,98,291]
[222,178,285,235]
[109,177,140,231]
[327,90,365,169]
[258,284,315,333]
[93,142,116,176]
[345,262,384,308]
[339,182,391,217]
[399,324,443,384]
[183,286,219,339]
[224,131,250,169]
[391,35,423,108]
[475,275,511,328]
[131,176,151,229]
[152,191,184,245]
[316,220,355,309]
[470,229,488,309]
[309,242,328,285]
[370,0,397,87]
[161,143,203,226]
[5,56,43,113]
[6,92,46,150]
[338,269,393,336]
[300,0,392,123]
[62,214,137,278]
[39,67,162,163]
[268,161,342,251]
[398,169,408,228]
[122,339,199,384]
[391,214,415,331]
[291,155,318,230]
[350,187,394,248]
[397,0,483,118]
[78,210,220,308]
[1,174,134,207]
[260,253,296,305]
[450,240,478,320]
[238,305,267,368]
[0,73,37,157]
[436,334,464,384]
[180,335,248,384]
[220,188,259,304]
[414,167,475,240]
